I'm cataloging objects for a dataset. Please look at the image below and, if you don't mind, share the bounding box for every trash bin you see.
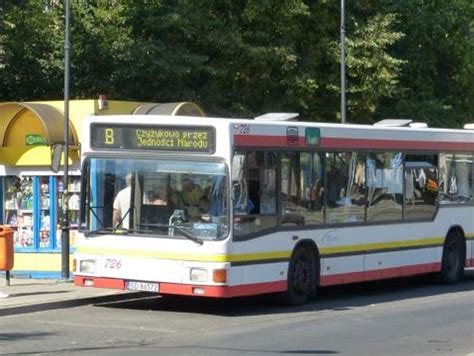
[0,226,14,271]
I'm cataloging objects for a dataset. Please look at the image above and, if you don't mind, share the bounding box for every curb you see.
[0,291,150,317]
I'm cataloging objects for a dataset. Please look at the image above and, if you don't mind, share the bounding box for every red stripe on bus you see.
[74,276,125,289]
[234,135,474,151]
[74,276,286,298]
[74,260,453,297]
[159,280,287,297]
[319,262,441,286]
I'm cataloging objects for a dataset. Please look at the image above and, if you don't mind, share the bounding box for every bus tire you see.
[438,231,465,284]
[279,246,316,306]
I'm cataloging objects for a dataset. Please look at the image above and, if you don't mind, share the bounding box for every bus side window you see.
[439,153,472,204]
[233,151,277,236]
[366,152,403,222]
[247,153,260,214]
[310,152,325,214]
[405,153,438,219]
[232,152,250,214]
[280,152,324,226]
[325,152,366,224]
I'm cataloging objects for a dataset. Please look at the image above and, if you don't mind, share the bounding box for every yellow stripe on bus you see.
[228,251,292,262]
[76,237,445,263]
[76,246,292,262]
[76,247,230,262]
[319,237,445,255]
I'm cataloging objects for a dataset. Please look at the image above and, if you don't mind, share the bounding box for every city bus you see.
[73,114,474,305]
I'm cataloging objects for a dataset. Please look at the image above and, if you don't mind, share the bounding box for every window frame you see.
[231,147,469,241]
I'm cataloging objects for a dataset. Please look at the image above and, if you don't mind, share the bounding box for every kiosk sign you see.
[90,124,215,153]
[26,134,48,146]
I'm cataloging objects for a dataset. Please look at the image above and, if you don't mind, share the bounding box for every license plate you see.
[125,281,159,293]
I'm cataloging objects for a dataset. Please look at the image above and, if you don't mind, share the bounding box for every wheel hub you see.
[292,259,310,294]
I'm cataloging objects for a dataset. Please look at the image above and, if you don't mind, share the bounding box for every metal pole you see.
[61,0,71,281]
[340,0,347,124]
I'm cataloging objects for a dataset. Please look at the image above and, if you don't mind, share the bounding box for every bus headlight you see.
[79,259,97,274]
[190,268,208,282]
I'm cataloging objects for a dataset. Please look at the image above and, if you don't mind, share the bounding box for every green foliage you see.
[0,0,63,100]
[69,0,131,97]
[0,0,471,127]
[345,13,405,123]
[378,0,474,127]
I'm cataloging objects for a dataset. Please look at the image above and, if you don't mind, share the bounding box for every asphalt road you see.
[1,272,473,356]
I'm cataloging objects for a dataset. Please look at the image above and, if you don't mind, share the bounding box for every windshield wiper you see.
[140,223,203,245]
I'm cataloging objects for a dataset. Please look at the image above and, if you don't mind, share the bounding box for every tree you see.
[378,0,474,127]
[345,13,405,123]
[0,1,470,128]
[68,0,132,98]
[0,0,63,100]
[111,1,405,122]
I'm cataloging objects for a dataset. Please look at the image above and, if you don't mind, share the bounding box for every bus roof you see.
[83,114,474,153]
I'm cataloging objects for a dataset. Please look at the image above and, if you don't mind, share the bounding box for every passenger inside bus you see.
[310,178,324,211]
[206,182,226,217]
[149,186,168,206]
[170,175,207,220]
[200,181,229,223]
[326,162,347,207]
[112,173,132,229]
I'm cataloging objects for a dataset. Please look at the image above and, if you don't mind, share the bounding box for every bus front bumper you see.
[74,275,286,298]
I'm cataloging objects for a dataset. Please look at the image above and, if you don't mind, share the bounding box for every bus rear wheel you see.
[279,246,316,306]
[438,231,465,284]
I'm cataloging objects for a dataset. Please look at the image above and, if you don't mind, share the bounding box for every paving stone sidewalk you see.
[0,278,142,316]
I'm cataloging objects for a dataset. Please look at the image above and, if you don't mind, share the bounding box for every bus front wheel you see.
[279,246,316,306]
[438,231,465,284]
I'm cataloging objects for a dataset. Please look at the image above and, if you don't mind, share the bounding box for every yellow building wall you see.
[0,147,80,166]
[1,100,144,277]
[14,253,73,272]
[5,110,48,147]
[0,100,144,167]
[33,100,143,139]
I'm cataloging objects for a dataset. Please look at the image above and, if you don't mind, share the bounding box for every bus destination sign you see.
[90,124,215,153]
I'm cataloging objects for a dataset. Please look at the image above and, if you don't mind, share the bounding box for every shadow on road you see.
[0,331,52,341]
[96,269,474,317]
[9,290,70,298]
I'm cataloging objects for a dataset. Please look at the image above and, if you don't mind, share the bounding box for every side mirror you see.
[51,144,63,173]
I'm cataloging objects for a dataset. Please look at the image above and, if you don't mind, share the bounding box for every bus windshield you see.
[81,158,229,241]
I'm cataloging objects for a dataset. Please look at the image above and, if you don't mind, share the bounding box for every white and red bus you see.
[73,114,474,305]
